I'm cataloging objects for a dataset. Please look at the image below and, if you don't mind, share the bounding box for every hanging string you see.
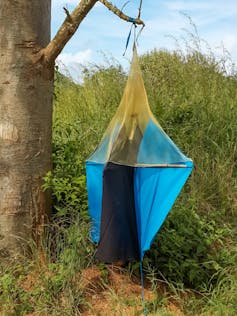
[123,22,137,56]
[123,0,144,56]
[138,0,143,19]
[136,0,144,45]
[140,260,147,316]
[137,4,146,314]
[136,24,144,44]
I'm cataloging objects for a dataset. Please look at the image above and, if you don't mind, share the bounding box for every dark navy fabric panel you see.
[85,162,104,242]
[96,162,140,262]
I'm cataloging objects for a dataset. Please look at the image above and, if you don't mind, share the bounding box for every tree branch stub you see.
[63,7,73,23]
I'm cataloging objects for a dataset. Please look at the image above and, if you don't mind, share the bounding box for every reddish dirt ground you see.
[20,264,184,316]
[79,266,184,316]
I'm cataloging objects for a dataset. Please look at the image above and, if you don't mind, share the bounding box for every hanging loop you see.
[123,0,144,56]
[123,22,137,56]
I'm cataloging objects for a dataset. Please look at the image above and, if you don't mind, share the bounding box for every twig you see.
[99,0,145,26]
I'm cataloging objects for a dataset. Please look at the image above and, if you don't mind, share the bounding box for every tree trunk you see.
[0,0,144,259]
[0,1,53,257]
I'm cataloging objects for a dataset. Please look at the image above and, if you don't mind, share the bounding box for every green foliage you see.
[0,215,94,315]
[144,205,231,289]
[0,268,33,314]
[43,119,90,220]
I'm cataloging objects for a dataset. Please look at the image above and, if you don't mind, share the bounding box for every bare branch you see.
[43,0,98,64]
[41,0,145,65]
[99,0,145,26]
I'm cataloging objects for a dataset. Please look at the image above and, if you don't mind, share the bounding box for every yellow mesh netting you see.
[88,46,191,167]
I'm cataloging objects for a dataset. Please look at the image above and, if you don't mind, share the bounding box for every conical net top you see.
[87,47,191,166]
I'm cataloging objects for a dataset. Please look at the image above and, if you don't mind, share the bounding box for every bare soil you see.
[79,266,184,316]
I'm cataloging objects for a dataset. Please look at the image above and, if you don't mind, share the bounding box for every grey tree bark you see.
[0,1,53,257]
[0,0,144,258]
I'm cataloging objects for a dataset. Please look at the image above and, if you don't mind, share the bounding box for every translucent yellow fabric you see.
[88,46,192,166]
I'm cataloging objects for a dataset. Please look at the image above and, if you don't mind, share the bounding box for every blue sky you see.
[51,0,237,79]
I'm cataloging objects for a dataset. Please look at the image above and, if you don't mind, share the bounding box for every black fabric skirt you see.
[96,162,140,263]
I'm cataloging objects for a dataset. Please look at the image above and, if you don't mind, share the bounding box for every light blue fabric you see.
[86,119,193,255]
[86,160,193,254]
[138,119,191,164]
[134,162,193,258]
[85,162,104,242]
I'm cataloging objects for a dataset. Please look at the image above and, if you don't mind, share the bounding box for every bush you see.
[144,204,231,289]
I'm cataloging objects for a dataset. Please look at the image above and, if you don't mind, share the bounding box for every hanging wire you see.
[137,3,147,315]
[140,261,147,316]
[136,24,144,44]
[123,23,134,56]
[138,0,143,19]
[123,0,144,55]
[121,1,130,12]
[136,0,144,45]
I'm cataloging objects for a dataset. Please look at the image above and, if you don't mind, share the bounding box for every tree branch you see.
[43,0,98,64]
[99,0,145,26]
[42,0,145,65]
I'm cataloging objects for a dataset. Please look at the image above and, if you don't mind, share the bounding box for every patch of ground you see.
[79,266,184,316]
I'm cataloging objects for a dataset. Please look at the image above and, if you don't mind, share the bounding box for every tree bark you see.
[0,0,144,258]
[0,1,53,257]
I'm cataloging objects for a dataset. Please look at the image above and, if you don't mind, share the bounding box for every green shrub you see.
[144,204,231,289]
[43,121,89,220]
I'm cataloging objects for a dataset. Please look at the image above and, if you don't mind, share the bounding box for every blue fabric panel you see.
[85,162,105,242]
[134,162,193,257]
[138,120,191,164]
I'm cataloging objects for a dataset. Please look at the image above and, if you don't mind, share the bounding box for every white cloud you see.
[56,49,92,81]
[57,49,92,66]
